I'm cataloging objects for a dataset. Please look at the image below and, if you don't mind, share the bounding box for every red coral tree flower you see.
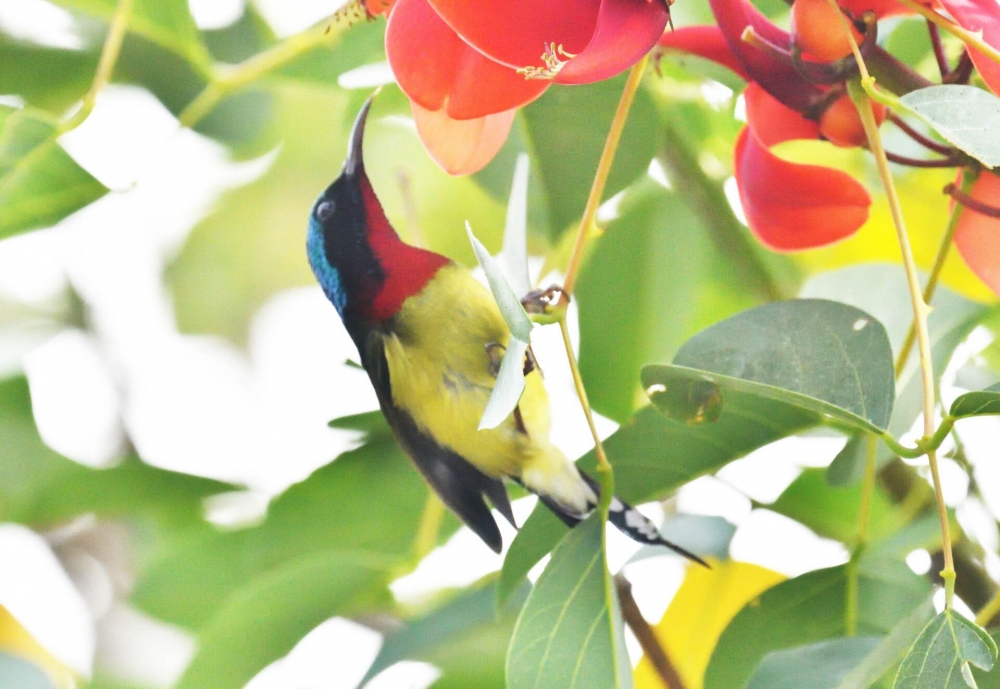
[660,0,877,251]
[382,0,670,174]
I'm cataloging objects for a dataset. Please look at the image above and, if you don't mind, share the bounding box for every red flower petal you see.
[386,0,549,119]
[954,172,1000,295]
[938,0,1000,94]
[838,0,910,18]
[658,26,751,80]
[709,0,820,112]
[410,100,515,175]
[426,0,602,71]
[744,82,820,146]
[734,126,871,250]
[555,0,671,84]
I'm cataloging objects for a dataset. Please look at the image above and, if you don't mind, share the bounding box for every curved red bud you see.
[658,25,751,80]
[709,0,820,112]
[954,172,1000,295]
[555,0,671,84]
[410,101,515,176]
[744,82,820,146]
[734,126,871,250]
[426,0,602,71]
[386,0,549,120]
[938,0,1000,94]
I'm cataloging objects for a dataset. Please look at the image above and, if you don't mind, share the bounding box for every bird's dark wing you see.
[359,329,515,553]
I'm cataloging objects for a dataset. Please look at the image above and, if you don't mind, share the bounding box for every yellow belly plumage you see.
[382,264,594,515]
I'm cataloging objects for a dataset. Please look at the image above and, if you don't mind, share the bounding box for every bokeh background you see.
[2,0,1000,687]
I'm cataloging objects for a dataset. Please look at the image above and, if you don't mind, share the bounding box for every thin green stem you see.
[412,491,446,561]
[179,16,351,129]
[56,0,134,136]
[846,436,878,636]
[976,586,1000,627]
[561,54,648,298]
[894,170,978,377]
[829,0,956,608]
[558,319,613,513]
[894,0,1000,70]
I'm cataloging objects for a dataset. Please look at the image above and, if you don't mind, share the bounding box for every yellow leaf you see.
[633,560,785,689]
[0,604,71,688]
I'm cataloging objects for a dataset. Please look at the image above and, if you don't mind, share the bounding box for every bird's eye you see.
[316,201,335,221]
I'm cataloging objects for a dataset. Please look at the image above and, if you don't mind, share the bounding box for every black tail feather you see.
[522,475,709,567]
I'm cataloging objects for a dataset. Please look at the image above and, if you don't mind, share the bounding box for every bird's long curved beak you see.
[344,96,374,176]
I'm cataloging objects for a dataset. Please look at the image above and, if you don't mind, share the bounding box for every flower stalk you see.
[830,0,956,606]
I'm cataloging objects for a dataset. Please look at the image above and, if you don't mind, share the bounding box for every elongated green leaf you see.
[705,560,931,689]
[363,579,528,686]
[950,383,1000,419]
[643,299,895,433]
[0,376,232,526]
[497,502,569,609]
[0,106,108,239]
[584,400,819,505]
[898,86,1000,168]
[131,429,442,630]
[467,223,533,429]
[895,611,997,688]
[519,75,657,240]
[839,599,936,689]
[769,468,906,544]
[50,0,212,69]
[506,513,632,689]
[176,552,388,689]
[827,433,872,487]
[0,652,54,689]
[0,37,96,113]
[747,637,883,689]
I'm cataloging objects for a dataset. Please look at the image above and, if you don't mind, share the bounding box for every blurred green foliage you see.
[1,2,1000,688]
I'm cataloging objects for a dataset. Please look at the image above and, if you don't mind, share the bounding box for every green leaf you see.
[0,36,97,113]
[467,223,533,429]
[838,599,936,689]
[950,383,1000,419]
[576,181,758,421]
[581,401,818,506]
[363,579,528,686]
[898,86,1000,168]
[497,502,569,609]
[801,264,997,459]
[895,611,998,688]
[705,560,931,689]
[0,106,108,239]
[0,376,231,526]
[131,430,443,630]
[769,468,906,544]
[51,0,212,69]
[506,513,632,689]
[0,652,55,689]
[519,75,657,240]
[176,552,388,689]
[643,299,895,433]
[747,637,883,689]
[827,433,872,487]
[629,513,737,563]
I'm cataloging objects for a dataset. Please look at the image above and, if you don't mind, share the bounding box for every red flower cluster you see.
[660,0,893,251]
[660,0,1000,298]
[374,0,671,174]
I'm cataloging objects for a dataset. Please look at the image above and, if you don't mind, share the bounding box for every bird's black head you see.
[307,98,385,325]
